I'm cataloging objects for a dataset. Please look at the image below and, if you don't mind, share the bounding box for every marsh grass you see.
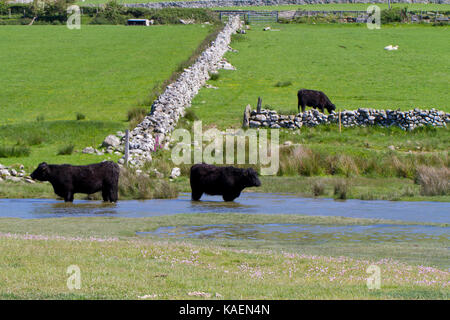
[277,144,448,179]
[118,168,178,200]
[415,166,450,196]
[311,180,325,197]
[333,178,349,200]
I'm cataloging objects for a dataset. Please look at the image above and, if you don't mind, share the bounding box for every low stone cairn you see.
[0,164,34,184]
[245,107,450,131]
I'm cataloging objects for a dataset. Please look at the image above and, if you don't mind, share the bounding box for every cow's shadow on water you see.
[187,199,254,212]
[39,202,118,216]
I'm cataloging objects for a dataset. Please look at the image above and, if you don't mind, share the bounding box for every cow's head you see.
[327,104,336,114]
[30,162,50,181]
[243,168,261,188]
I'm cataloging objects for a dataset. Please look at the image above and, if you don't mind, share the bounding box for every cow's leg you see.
[64,191,74,203]
[223,192,240,202]
[109,187,118,203]
[191,189,203,201]
[319,106,324,113]
[301,103,306,113]
[102,188,109,202]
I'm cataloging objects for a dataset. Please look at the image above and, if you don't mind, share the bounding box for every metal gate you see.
[247,11,278,24]
[218,10,278,24]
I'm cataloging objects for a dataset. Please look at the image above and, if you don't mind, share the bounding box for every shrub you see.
[209,72,220,81]
[57,144,74,155]
[415,166,450,196]
[333,178,349,200]
[76,113,86,121]
[102,0,127,25]
[381,7,407,24]
[184,109,198,122]
[0,0,8,15]
[118,168,178,199]
[0,146,30,158]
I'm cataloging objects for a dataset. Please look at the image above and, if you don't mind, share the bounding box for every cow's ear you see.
[40,162,49,172]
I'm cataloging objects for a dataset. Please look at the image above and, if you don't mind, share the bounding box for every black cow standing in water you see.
[297,89,336,114]
[190,163,261,202]
[30,161,119,202]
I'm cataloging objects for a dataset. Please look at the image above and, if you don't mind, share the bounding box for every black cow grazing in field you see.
[30,161,120,202]
[297,89,336,114]
[190,163,261,202]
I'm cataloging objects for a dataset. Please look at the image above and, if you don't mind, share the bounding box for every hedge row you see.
[0,0,220,25]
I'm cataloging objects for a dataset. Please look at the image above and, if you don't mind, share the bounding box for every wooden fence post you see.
[257,97,262,113]
[124,129,129,166]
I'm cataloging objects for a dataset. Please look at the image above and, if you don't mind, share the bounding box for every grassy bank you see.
[0,215,448,299]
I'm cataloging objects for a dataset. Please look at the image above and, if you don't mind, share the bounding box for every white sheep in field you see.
[384,45,399,51]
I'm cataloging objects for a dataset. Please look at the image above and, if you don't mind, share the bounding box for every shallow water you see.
[137,223,450,244]
[0,193,449,223]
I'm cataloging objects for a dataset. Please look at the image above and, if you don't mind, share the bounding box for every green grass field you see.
[0,25,211,170]
[192,24,450,129]
[1,215,448,299]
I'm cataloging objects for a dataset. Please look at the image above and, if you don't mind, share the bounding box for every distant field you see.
[214,3,450,11]
[191,24,450,129]
[0,25,211,169]
[75,1,450,11]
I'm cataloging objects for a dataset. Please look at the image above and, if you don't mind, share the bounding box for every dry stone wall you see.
[117,16,243,167]
[245,107,450,131]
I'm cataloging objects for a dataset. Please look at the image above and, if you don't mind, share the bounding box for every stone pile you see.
[246,108,450,131]
[117,16,242,167]
[0,164,34,184]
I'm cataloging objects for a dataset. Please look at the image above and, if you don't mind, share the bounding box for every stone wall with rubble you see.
[111,16,243,167]
[244,107,450,131]
[125,0,449,9]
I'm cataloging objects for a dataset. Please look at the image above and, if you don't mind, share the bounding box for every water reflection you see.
[0,193,448,223]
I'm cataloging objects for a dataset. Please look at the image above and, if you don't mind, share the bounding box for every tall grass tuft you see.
[57,144,74,155]
[118,168,178,200]
[127,107,148,129]
[415,166,450,196]
[311,180,325,197]
[36,114,45,122]
[333,178,349,200]
[76,113,86,121]
[279,146,323,176]
[0,146,31,158]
